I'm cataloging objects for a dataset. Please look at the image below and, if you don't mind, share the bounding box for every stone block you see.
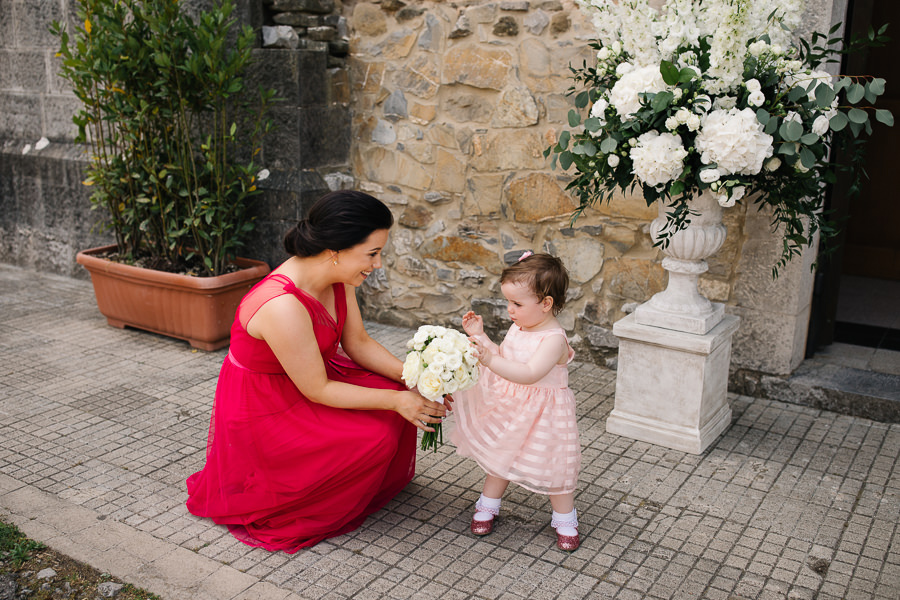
[0,93,42,139]
[263,25,299,49]
[464,172,505,217]
[609,314,740,454]
[729,303,811,375]
[418,13,443,53]
[379,29,417,60]
[468,129,547,171]
[492,86,539,128]
[356,145,432,190]
[420,235,496,266]
[42,95,81,141]
[442,46,512,91]
[0,3,14,49]
[299,104,351,167]
[408,101,436,125]
[432,149,467,194]
[393,54,439,99]
[523,10,550,35]
[271,0,335,14]
[548,235,604,283]
[444,91,496,126]
[351,3,387,36]
[15,0,62,48]
[506,172,576,222]
[493,16,519,36]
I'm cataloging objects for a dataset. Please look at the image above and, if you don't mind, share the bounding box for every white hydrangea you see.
[695,108,774,175]
[629,131,688,187]
[609,65,668,120]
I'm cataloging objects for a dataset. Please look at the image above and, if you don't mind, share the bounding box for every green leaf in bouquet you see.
[788,86,807,103]
[875,109,894,126]
[568,110,582,127]
[651,90,674,112]
[846,83,865,104]
[815,83,836,107]
[764,116,778,134]
[559,151,574,170]
[575,90,590,109]
[779,120,803,142]
[799,147,816,168]
[660,60,680,86]
[869,78,886,96]
[848,107,868,124]
[600,137,618,154]
[755,109,770,126]
[830,112,849,131]
[584,117,601,133]
[559,130,571,149]
[678,68,697,83]
[778,143,796,156]
[800,133,820,145]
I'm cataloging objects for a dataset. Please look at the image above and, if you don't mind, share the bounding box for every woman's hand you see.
[395,390,448,432]
[461,311,484,337]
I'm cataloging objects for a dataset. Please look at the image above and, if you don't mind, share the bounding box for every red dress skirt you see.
[186,275,415,552]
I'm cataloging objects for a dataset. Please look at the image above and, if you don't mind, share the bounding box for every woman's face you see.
[339,229,389,286]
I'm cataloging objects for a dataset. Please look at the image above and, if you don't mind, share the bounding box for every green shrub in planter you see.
[52,0,276,276]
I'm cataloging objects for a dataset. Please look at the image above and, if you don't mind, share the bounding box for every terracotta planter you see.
[76,245,270,351]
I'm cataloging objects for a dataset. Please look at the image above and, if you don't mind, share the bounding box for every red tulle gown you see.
[186,274,416,552]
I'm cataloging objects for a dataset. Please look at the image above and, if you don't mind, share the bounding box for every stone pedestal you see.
[608,312,740,454]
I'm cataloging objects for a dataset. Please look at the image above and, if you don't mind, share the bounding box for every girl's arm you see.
[462,310,499,353]
[249,292,447,429]
[477,334,568,385]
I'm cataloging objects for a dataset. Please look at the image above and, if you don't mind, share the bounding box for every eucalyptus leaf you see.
[755,108,770,125]
[830,112,849,131]
[848,107,869,124]
[799,147,816,169]
[559,151,574,170]
[779,120,804,142]
[875,109,894,126]
[559,130,571,150]
[814,83,835,107]
[846,83,865,104]
[584,117,601,133]
[575,91,590,109]
[800,133,819,145]
[870,78,886,95]
[568,110,581,127]
[600,137,618,154]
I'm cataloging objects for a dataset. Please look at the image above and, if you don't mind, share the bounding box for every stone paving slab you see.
[1,264,898,600]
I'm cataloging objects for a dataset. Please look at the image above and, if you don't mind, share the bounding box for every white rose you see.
[699,168,721,183]
[731,186,746,201]
[454,366,473,389]
[590,97,609,124]
[597,47,611,60]
[421,343,440,366]
[765,157,782,171]
[748,40,769,57]
[665,116,679,131]
[401,352,423,388]
[412,328,431,347]
[686,114,701,131]
[616,62,635,76]
[716,192,736,208]
[417,370,444,401]
[812,114,830,136]
[795,160,810,173]
[748,91,765,107]
[445,352,463,370]
[442,378,459,394]
[745,79,761,93]
[785,111,802,124]
[611,41,622,53]
[608,154,620,167]
[609,65,668,120]
[673,88,683,100]
[675,108,691,124]
[695,108,774,176]
[628,131,688,187]
[713,96,737,110]
[464,349,479,367]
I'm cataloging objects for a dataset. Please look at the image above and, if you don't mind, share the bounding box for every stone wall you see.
[342,0,845,375]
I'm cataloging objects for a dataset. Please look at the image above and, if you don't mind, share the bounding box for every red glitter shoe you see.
[556,531,580,551]
[470,499,499,536]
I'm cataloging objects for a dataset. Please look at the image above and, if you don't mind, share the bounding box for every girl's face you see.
[500,280,553,330]
[338,229,389,286]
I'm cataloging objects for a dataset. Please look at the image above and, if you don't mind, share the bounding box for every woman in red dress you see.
[185,191,447,552]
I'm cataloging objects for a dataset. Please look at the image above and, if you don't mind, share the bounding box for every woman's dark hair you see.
[283,191,394,257]
[500,253,569,315]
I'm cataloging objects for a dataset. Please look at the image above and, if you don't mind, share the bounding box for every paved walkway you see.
[0,264,898,600]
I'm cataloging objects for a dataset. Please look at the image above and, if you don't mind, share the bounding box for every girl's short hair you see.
[283,191,394,257]
[500,253,569,315]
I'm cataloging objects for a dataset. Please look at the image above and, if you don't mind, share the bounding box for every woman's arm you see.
[476,334,568,386]
[250,293,447,429]
[340,284,405,382]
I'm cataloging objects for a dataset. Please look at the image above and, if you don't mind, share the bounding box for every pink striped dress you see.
[450,324,581,495]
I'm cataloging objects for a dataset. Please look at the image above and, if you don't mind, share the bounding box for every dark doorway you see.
[807,0,900,363]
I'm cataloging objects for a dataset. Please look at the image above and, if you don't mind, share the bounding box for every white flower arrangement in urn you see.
[548,0,892,275]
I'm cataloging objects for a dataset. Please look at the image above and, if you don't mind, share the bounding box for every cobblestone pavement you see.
[0,264,898,600]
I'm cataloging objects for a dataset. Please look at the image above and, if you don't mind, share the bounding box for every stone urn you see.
[609,190,740,454]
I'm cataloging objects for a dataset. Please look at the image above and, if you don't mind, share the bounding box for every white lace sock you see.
[551,509,578,537]
[474,494,501,522]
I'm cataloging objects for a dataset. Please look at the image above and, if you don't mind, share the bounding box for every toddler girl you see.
[450,252,581,551]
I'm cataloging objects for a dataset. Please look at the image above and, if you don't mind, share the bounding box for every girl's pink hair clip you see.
[518,250,533,261]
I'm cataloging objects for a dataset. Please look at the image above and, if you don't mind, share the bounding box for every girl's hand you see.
[469,336,494,368]
[461,311,484,336]
[395,390,448,432]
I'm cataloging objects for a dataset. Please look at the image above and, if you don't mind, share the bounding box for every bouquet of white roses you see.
[402,325,480,452]
[549,0,892,275]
